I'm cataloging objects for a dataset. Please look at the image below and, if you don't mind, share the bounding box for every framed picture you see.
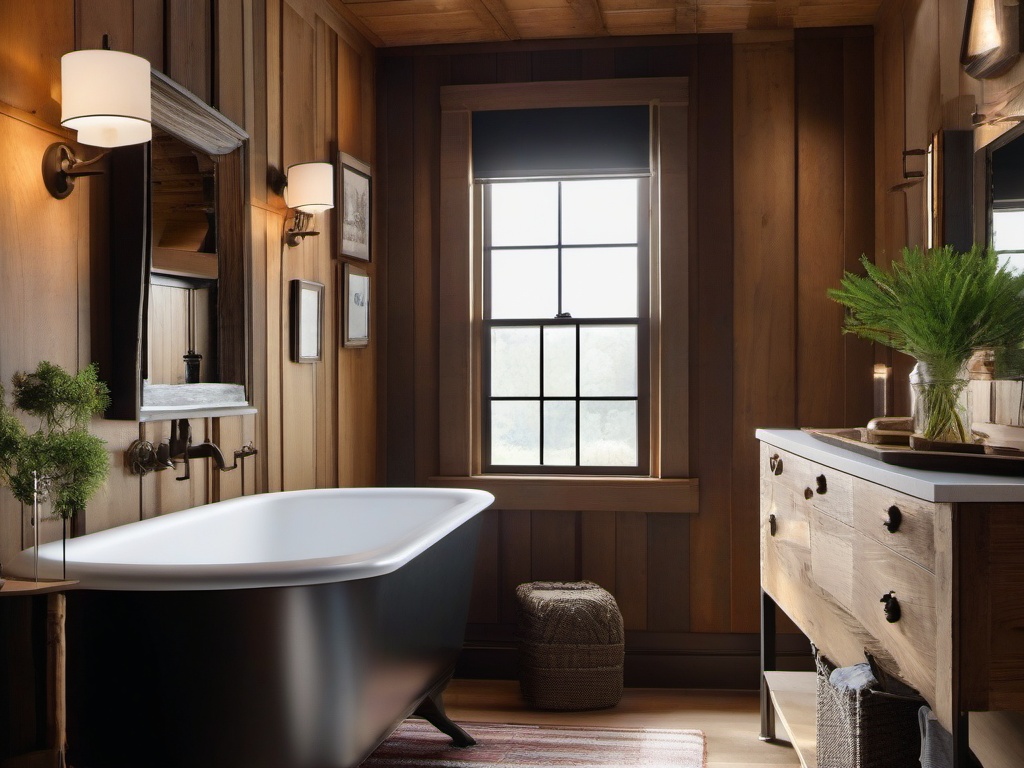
[291,279,324,363]
[342,264,370,348]
[338,152,371,261]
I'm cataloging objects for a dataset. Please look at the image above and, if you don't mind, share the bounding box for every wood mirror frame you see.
[105,70,249,420]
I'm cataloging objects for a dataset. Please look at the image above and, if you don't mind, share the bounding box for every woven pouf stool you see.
[515,580,624,711]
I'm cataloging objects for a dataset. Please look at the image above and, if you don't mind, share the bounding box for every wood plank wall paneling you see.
[0,0,376,565]
[796,35,846,428]
[382,57,418,487]
[0,0,69,126]
[841,33,875,429]
[133,0,166,70]
[413,59,443,486]
[690,37,735,634]
[378,30,875,683]
[167,0,213,101]
[2,3,376,754]
[76,0,133,52]
[216,0,248,125]
[732,37,796,634]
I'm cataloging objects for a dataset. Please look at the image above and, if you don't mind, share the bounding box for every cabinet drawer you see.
[853,533,937,704]
[811,511,855,613]
[761,445,811,596]
[853,478,941,573]
[762,445,853,525]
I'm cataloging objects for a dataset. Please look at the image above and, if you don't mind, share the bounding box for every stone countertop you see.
[756,428,1024,503]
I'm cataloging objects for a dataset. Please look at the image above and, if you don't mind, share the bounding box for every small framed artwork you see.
[342,263,370,348]
[338,152,371,261]
[291,279,324,363]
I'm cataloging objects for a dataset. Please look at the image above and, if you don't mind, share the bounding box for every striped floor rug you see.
[359,719,707,767]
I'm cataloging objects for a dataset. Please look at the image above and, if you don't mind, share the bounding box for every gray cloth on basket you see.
[918,706,954,768]
[829,662,877,692]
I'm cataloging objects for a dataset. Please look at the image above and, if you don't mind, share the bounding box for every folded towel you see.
[918,706,954,768]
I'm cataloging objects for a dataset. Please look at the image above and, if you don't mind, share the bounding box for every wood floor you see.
[442,679,801,767]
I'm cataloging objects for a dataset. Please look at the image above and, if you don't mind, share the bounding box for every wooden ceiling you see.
[335,0,883,48]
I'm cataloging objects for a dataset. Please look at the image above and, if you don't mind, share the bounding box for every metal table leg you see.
[760,588,777,741]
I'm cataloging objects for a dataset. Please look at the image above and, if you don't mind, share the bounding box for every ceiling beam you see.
[477,0,522,40]
[568,0,608,36]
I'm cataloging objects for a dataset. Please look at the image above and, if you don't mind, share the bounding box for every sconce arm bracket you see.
[42,142,111,200]
[285,210,320,247]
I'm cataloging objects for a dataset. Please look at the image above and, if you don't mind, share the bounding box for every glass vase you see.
[910,361,972,443]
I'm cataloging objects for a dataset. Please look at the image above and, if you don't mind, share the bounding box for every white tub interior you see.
[9,487,493,591]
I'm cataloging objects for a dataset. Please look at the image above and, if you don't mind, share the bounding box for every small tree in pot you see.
[0,362,110,575]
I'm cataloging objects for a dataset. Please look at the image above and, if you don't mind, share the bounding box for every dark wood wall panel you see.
[731,36,796,634]
[796,36,847,428]
[166,0,212,101]
[378,31,874,684]
[581,510,617,594]
[498,510,532,623]
[468,512,501,624]
[531,510,578,582]
[133,0,165,69]
[413,59,443,486]
[842,33,876,428]
[647,511,689,632]
[381,57,418,487]
[688,37,734,634]
[76,0,133,51]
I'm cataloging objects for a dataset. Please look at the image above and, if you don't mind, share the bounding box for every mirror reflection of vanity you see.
[106,71,254,421]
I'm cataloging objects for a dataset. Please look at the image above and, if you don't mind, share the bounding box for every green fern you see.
[829,245,1024,379]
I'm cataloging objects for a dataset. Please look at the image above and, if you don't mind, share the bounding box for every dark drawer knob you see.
[816,474,828,494]
[768,514,777,537]
[880,591,901,623]
[769,454,784,476]
[883,506,903,533]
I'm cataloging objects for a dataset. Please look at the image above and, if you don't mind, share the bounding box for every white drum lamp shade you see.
[286,162,335,213]
[61,49,152,148]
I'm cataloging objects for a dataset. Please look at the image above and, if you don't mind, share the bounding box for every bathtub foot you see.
[415,691,477,747]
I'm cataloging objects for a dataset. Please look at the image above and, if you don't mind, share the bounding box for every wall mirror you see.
[987,124,1024,274]
[106,70,252,421]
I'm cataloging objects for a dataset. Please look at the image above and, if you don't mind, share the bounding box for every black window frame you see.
[480,177,651,476]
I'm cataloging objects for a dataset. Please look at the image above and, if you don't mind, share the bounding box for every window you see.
[482,178,649,473]
[435,79,694,511]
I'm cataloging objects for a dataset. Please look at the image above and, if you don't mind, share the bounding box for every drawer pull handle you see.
[880,591,901,623]
[769,454,784,476]
[804,487,814,500]
[883,506,903,533]
[768,514,777,537]
[816,474,828,494]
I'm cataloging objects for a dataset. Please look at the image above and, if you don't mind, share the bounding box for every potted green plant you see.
[0,361,110,576]
[829,245,1024,443]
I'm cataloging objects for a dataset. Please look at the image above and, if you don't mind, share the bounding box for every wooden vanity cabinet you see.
[757,429,1024,768]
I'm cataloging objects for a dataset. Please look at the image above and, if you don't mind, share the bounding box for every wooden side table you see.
[0,580,77,768]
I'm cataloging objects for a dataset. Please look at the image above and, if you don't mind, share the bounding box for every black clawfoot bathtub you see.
[10,487,493,768]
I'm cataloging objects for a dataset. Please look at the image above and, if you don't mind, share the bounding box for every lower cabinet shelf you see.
[764,671,817,768]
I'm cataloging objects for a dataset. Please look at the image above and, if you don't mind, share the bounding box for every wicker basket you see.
[815,651,924,768]
[516,581,624,711]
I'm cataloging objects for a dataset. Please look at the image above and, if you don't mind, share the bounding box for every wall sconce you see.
[962,0,1021,79]
[284,161,334,247]
[43,43,152,199]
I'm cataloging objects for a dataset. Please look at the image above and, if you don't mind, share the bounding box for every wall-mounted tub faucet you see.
[125,419,258,481]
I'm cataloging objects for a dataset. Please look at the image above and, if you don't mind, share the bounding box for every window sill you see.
[426,475,698,513]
